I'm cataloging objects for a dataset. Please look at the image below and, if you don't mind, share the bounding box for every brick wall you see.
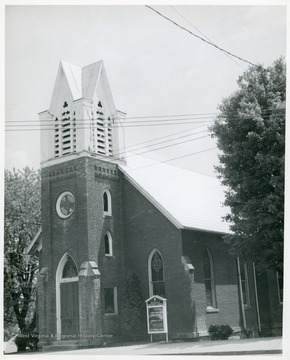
[182,230,242,336]
[40,155,125,339]
[122,176,196,338]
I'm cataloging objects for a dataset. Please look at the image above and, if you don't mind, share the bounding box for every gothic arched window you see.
[103,189,112,216]
[148,249,165,297]
[204,249,217,309]
[104,231,113,256]
[62,255,78,279]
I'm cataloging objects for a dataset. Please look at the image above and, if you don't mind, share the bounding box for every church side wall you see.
[122,177,195,339]
[182,230,243,337]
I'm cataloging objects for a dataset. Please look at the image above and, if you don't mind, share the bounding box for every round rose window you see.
[56,191,75,219]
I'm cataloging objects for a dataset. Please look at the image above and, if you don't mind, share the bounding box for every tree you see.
[121,272,146,338]
[210,57,285,273]
[4,167,41,336]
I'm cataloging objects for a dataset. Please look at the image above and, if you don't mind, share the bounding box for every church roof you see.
[119,155,230,234]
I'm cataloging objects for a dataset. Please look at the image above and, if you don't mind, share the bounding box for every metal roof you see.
[119,155,230,234]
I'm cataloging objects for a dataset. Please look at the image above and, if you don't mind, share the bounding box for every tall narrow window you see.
[104,287,118,314]
[104,232,113,256]
[277,271,283,304]
[148,250,165,298]
[204,249,216,309]
[103,189,112,216]
[240,262,250,306]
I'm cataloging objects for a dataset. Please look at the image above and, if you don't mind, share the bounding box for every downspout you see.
[237,257,247,333]
[253,262,262,334]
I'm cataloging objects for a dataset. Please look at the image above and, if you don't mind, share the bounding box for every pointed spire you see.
[60,60,82,100]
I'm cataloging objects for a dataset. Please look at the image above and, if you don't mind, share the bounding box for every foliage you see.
[15,332,39,352]
[210,57,285,273]
[4,167,41,336]
[121,272,146,337]
[208,324,234,340]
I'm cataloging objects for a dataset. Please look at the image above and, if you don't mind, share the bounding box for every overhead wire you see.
[128,146,218,172]
[145,5,258,68]
[5,106,284,125]
[4,109,284,131]
[170,6,246,71]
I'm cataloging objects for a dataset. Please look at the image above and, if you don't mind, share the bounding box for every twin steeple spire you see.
[39,60,126,164]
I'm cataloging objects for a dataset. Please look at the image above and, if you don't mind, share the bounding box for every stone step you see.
[50,339,80,346]
[41,344,79,352]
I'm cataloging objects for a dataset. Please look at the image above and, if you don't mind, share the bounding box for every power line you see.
[130,134,210,157]
[146,5,258,68]
[5,117,215,125]
[5,122,213,132]
[170,6,246,71]
[128,146,218,171]
[116,129,209,155]
[5,110,283,131]
[5,105,284,124]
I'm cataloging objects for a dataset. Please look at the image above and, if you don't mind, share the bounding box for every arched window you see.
[103,189,112,216]
[148,249,165,297]
[204,249,216,309]
[104,231,113,256]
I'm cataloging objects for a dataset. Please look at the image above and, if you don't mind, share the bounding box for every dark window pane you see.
[103,192,108,212]
[62,257,78,278]
[153,282,165,298]
[104,288,114,313]
[204,252,211,279]
[205,280,213,307]
[241,280,247,304]
[104,234,110,255]
[151,252,164,282]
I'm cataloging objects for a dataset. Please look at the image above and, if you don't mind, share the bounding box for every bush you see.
[15,332,39,352]
[121,272,146,338]
[208,324,234,340]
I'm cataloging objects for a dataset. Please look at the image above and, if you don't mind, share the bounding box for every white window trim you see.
[104,231,113,256]
[103,189,112,216]
[104,286,118,315]
[148,248,165,297]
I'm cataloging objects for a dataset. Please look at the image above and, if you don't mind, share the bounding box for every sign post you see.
[145,295,168,342]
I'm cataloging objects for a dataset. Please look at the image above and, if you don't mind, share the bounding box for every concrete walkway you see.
[4,337,283,356]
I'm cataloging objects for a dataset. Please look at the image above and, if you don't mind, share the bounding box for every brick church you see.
[28,60,283,349]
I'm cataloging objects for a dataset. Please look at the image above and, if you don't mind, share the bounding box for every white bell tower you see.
[39,60,126,165]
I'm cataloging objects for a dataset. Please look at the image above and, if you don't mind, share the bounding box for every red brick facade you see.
[37,154,282,347]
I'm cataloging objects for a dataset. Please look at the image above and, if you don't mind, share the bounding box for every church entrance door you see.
[60,280,79,337]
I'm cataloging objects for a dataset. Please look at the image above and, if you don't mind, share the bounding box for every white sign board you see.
[145,295,168,341]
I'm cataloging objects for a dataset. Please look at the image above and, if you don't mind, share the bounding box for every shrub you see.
[15,332,39,352]
[121,272,146,339]
[208,324,234,340]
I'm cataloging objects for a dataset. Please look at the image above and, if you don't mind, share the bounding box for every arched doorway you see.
[56,254,79,339]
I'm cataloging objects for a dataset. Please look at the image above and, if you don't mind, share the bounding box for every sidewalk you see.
[4,336,283,356]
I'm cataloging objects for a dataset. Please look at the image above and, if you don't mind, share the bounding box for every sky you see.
[4,3,287,176]
[2,2,290,354]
